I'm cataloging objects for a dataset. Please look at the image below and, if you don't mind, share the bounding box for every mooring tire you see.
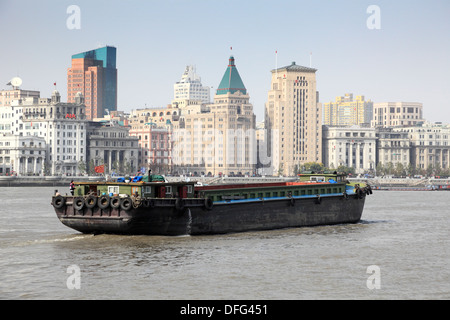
[110,196,121,209]
[98,195,110,209]
[73,197,85,211]
[52,195,65,209]
[85,195,97,209]
[120,197,133,211]
[204,198,213,211]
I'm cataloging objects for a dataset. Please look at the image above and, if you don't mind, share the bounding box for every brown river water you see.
[0,187,449,300]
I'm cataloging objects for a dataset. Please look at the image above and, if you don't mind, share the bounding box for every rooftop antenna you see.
[310,52,312,68]
[228,46,232,89]
[275,50,278,78]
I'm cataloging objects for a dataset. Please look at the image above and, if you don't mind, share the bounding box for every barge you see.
[51,172,372,236]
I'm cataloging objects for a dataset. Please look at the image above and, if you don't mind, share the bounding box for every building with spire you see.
[171,56,256,176]
[265,61,322,176]
[67,46,117,120]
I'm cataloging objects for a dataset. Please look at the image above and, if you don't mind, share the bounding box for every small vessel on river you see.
[51,171,372,236]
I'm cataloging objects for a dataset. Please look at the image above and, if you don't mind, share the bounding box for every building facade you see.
[265,61,322,176]
[0,88,40,108]
[0,91,88,175]
[0,134,46,176]
[375,127,411,171]
[322,125,377,174]
[323,93,373,126]
[172,56,256,176]
[129,122,171,174]
[372,102,423,127]
[393,122,450,172]
[173,65,210,104]
[87,122,139,175]
[67,46,117,120]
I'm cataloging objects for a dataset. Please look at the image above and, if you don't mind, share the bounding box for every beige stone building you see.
[322,125,377,174]
[375,127,411,170]
[265,61,322,176]
[393,122,450,172]
[371,102,423,127]
[127,56,256,176]
[172,56,256,176]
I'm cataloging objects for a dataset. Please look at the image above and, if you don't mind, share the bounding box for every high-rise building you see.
[173,65,210,104]
[323,93,373,126]
[67,46,117,120]
[371,102,423,127]
[171,56,256,176]
[265,61,322,176]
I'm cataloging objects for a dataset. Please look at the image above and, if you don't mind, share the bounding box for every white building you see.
[0,91,88,175]
[173,65,210,104]
[0,134,46,176]
[376,127,411,169]
[322,125,377,174]
[393,122,450,172]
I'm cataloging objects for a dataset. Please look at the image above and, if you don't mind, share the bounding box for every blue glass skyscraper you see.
[68,46,117,119]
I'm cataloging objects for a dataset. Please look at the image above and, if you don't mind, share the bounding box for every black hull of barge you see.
[54,193,366,236]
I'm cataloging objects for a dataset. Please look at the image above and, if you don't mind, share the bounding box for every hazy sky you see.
[1,0,450,123]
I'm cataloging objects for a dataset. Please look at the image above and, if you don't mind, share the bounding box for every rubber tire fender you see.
[52,195,66,209]
[120,197,133,211]
[110,196,121,209]
[73,197,85,211]
[98,195,110,209]
[85,195,97,209]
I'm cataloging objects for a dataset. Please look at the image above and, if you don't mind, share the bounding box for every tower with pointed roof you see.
[171,55,256,176]
[265,61,322,176]
[216,56,247,95]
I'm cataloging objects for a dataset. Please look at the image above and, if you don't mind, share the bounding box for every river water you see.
[0,187,448,300]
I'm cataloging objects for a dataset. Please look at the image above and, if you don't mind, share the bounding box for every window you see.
[108,186,119,194]
[166,186,172,194]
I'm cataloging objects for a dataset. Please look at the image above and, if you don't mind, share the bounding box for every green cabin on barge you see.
[71,171,358,204]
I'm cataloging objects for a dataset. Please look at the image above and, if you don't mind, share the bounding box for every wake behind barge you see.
[51,172,372,236]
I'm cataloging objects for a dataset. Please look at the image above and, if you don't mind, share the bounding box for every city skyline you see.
[1,0,450,123]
